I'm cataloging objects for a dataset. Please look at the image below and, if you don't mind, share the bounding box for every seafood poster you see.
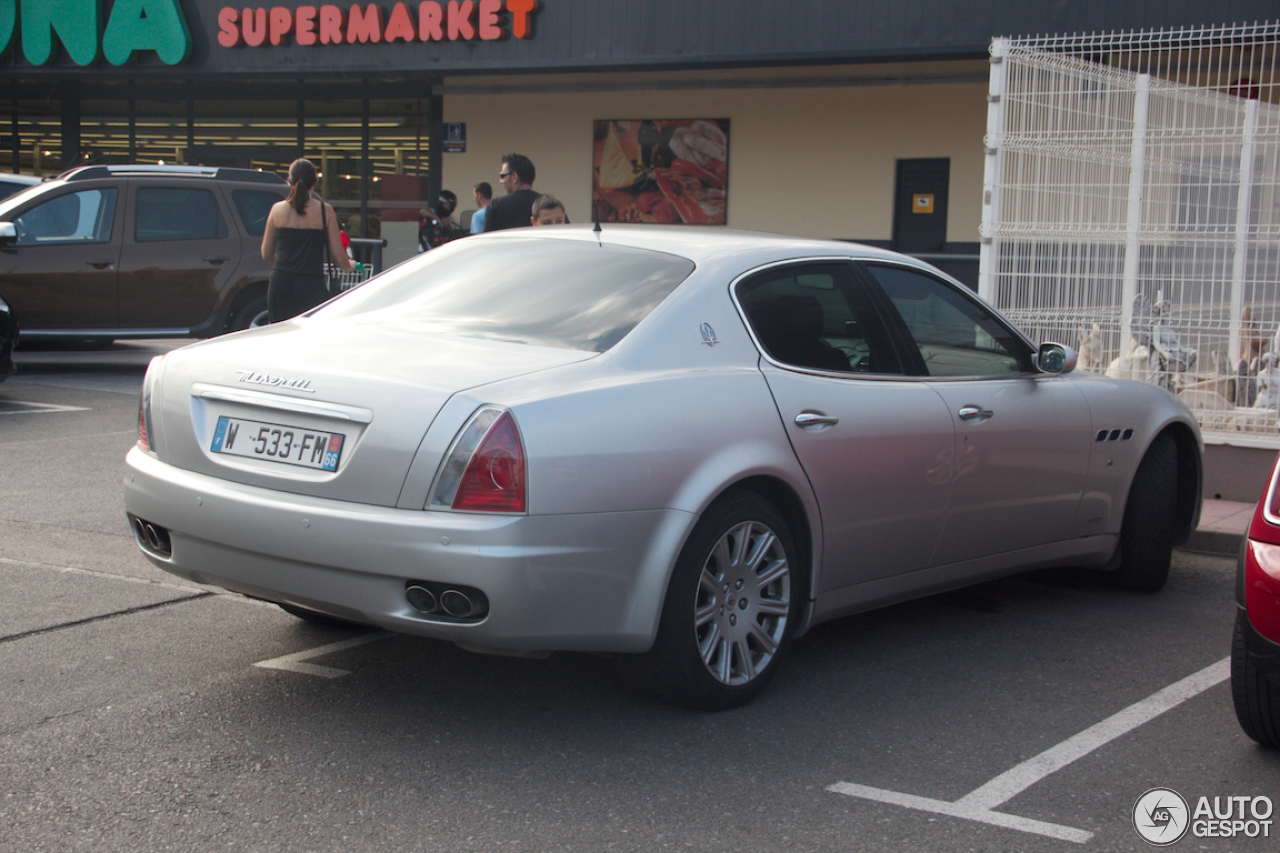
[592,119,728,225]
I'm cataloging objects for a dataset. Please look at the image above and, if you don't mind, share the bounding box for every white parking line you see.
[0,400,90,415]
[828,657,1231,844]
[9,374,142,395]
[253,632,392,678]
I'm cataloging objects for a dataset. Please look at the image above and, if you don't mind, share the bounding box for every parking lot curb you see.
[1178,528,1245,557]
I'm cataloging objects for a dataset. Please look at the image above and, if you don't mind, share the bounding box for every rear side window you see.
[0,179,38,201]
[13,188,117,244]
[736,262,901,374]
[319,236,695,353]
[232,189,283,236]
[135,187,228,241]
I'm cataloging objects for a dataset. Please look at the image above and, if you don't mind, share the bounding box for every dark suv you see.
[0,165,287,341]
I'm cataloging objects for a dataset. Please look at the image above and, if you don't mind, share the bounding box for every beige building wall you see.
[441,73,988,245]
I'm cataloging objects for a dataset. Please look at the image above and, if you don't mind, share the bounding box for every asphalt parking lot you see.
[1,341,1277,852]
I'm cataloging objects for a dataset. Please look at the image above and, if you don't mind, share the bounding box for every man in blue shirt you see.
[469,181,492,234]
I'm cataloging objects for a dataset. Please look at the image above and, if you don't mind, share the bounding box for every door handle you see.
[795,411,839,429]
[87,260,115,270]
[203,256,229,265]
[958,405,994,422]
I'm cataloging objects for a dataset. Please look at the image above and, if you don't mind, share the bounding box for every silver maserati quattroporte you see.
[124,226,1202,709]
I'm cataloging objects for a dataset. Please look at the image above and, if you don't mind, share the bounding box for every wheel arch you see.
[1160,421,1203,547]
[222,279,268,333]
[701,474,818,636]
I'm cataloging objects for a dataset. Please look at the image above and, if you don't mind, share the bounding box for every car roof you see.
[455,225,1030,351]
[56,164,287,185]
[0,165,286,217]
[469,224,942,279]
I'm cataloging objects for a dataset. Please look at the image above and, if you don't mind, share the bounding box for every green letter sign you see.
[22,0,101,64]
[0,0,15,59]
[103,0,191,64]
[6,0,192,65]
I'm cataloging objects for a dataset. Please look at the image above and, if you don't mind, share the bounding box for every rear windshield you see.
[316,236,695,352]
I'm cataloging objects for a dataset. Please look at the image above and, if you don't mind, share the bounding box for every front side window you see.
[865,264,1032,377]
[135,187,227,241]
[736,262,901,374]
[318,236,695,353]
[13,188,117,244]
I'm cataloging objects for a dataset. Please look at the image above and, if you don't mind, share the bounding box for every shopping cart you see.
[327,263,374,292]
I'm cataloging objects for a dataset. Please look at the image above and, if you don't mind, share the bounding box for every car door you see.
[0,185,121,329]
[117,180,244,329]
[861,261,1091,566]
[736,261,956,594]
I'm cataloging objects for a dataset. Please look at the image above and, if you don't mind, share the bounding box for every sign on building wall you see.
[217,0,537,47]
[443,122,466,153]
[0,0,192,65]
[592,119,728,225]
[0,0,537,67]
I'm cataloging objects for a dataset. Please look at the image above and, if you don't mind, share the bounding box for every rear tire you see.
[616,491,799,710]
[1111,433,1177,592]
[227,295,269,332]
[1232,612,1280,748]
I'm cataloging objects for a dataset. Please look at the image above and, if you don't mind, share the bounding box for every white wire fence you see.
[979,23,1280,443]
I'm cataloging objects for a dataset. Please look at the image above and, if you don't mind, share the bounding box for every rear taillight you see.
[136,356,162,456]
[1267,455,1280,523]
[430,407,527,513]
[1244,540,1280,640]
[137,402,150,452]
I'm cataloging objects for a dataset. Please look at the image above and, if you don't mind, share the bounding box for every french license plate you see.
[210,415,344,471]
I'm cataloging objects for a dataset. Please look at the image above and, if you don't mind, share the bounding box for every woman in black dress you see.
[261,158,355,323]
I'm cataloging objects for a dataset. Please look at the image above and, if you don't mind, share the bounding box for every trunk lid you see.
[154,317,594,506]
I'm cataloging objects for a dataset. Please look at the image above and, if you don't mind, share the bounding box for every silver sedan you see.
[124,226,1203,709]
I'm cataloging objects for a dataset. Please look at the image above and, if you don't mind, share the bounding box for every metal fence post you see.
[1120,74,1150,355]
[978,37,1009,304]
[1229,98,1259,368]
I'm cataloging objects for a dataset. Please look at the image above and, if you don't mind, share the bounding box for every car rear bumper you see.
[124,446,692,653]
[1238,534,1280,681]
[1238,604,1280,682]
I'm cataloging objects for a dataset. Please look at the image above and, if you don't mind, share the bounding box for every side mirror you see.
[0,222,16,245]
[1036,342,1077,375]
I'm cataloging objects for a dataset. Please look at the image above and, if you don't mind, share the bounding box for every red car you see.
[1233,452,1280,747]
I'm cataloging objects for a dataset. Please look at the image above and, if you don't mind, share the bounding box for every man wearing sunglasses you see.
[483,153,541,232]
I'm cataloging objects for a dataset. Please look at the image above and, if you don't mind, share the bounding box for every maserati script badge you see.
[235,369,316,393]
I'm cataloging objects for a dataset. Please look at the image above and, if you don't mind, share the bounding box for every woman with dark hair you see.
[261,158,354,323]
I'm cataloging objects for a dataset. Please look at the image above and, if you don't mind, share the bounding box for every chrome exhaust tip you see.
[405,584,437,614]
[440,589,474,618]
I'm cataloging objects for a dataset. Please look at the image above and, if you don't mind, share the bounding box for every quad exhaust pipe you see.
[405,581,488,621]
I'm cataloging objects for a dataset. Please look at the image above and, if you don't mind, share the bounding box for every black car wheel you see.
[228,295,269,332]
[618,490,798,710]
[1112,433,1177,591]
[1231,612,1280,748]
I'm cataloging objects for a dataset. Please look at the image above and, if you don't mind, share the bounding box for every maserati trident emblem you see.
[700,323,719,346]
[235,369,316,393]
